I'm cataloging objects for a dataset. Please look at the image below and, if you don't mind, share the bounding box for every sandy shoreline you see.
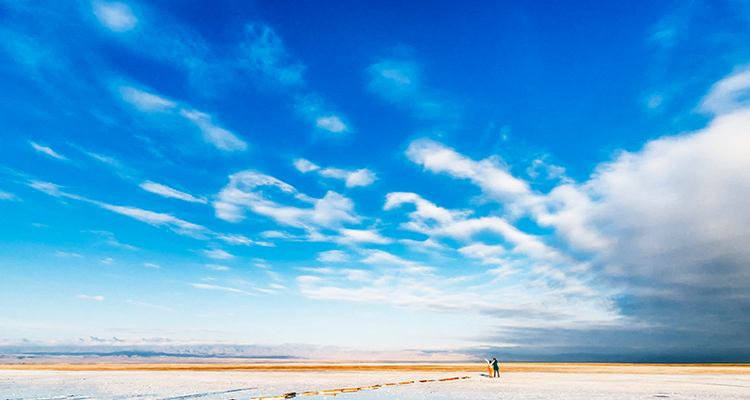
[1,362,748,374]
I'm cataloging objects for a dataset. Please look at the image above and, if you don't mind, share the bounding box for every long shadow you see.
[157,387,258,400]
[6,389,258,400]
[6,396,94,400]
[665,380,750,389]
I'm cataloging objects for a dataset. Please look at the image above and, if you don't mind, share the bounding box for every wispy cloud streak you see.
[192,283,254,295]
[30,142,67,161]
[118,84,248,152]
[140,181,207,203]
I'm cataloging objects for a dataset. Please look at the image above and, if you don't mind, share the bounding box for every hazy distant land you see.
[2,362,749,373]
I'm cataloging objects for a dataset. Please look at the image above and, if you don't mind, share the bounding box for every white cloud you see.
[249,287,274,294]
[213,170,360,231]
[92,1,138,32]
[406,138,530,202]
[385,192,560,261]
[119,86,176,113]
[699,66,750,116]
[296,251,605,323]
[144,263,160,268]
[367,58,455,120]
[238,24,351,138]
[0,190,17,201]
[213,170,296,223]
[646,93,664,110]
[297,265,442,308]
[260,230,295,239]
[27,180,84,200]
[390,67,750,339]
[318,167,377,188]
[296,157,377,188]
[77,294,104,301]
[97,203,208,238]
[318,167,354,181]
[94,3,346,147]
[203,249,234,260]
[180,109,247,152]
[79,149,139,178]
[336,229,392,245]
[140,181,207,203]
[580,108,750,278]
[317,250,350,263]
[307,192,360,227]
[86,230,138,250]
[438,217,563,261]
[30,142,67,160]
[399,238,445,251]
[56,251,83,257]
[216,234,255,246]
[28,179,212,240]
[360,249,429,271]
[385,192,471,228]
[191,283,254,295]
[85,152,119,168]
[302,267,373,282]
[116,83,247,152]
[293,158,320,173]
[530,184,610,253]
[519,104,750,335]
[458,243,507,265]
[379,66,413,85]
[368,59,419,99]
[206,264,230,271]
[526,158,570,182]
[315,116,348,133]
[126,300,172,312]
[294,94,352,138]
[345,169,377,188]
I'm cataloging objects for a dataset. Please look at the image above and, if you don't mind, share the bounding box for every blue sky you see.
[1,0,750,362]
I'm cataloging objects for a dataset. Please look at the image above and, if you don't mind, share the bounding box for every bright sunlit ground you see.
[2,364,749,400]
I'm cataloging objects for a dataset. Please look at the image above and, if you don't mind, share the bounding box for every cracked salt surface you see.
[2,370,749,400]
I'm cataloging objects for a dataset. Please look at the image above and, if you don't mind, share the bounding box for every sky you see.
[1,0,749,362]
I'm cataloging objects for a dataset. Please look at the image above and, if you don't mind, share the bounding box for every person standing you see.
[485,358,493,377]
[491,358,500,378]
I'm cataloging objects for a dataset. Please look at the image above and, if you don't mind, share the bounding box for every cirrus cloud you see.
[140,181,207,204]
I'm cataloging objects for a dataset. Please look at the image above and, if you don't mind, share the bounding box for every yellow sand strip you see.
[249,376,467,398]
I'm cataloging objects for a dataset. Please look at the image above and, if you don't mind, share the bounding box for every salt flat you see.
[1,366,749,400]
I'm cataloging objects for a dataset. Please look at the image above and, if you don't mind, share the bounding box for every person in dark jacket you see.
[491,358,500,377]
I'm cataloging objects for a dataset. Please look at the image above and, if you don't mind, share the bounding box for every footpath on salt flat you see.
[1,364,749,400]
